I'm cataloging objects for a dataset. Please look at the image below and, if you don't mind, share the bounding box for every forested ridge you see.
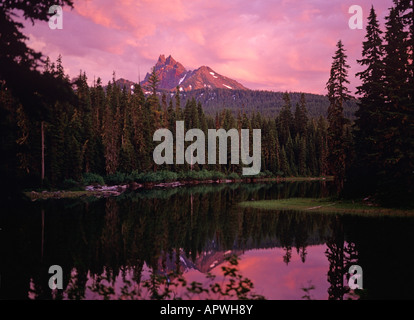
[114,83,358,119]
[179,89,358,119]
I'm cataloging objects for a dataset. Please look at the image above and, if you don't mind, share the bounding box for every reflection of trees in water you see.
[2,181,337,299]
[325,216,359,300]
[295,217,309,263]
[101,198,122,272]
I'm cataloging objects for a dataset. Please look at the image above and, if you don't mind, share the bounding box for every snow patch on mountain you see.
[178,73,187,85]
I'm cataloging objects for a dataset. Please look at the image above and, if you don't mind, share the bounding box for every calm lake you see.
[1,181,414,300]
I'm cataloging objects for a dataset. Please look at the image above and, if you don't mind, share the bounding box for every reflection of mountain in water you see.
[157,247,243,275]
[157,216,333,275]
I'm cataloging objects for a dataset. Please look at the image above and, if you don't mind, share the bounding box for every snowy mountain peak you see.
[141,55,248,91]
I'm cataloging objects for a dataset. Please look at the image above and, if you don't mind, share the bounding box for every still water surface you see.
[1,181,413,300]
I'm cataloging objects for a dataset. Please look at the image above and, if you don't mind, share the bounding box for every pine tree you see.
[102,83,121,175]
[147,69,162,130]
[142,95,156,172]
[175,86,182,120]
[278,91,294,145]
[294,93,308,137]
[394,0,414,99]
[316,116,329,176]
[89,77,106,174]
[274,132,281,174]
[378,3,414,206]
[285,134,296,176]
[326,40,351,192]
[280,146,290,177]
[306,120,318,176]
[198,102,208,171]
[161,92,168,127]
[240,111,252,175]
[75,72,94,173]
[268,119,279,174]
[262,120,271,172]
[167,99,176,130]
[47,101,67,184]
[298,136,307,176]
[66,108,83,181]
[119,88,136,172]
[197,102,208,133]
[130,83,146,172]
[350,6,386,197]
[395,0,414,204]
[43,56,76,184]
[184,98,199,129]
[15,103,31,176]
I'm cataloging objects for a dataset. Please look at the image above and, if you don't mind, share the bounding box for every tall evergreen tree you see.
[102,83,121,175]
[161,92,168,127]
[267,119,279,174]
[285,134,296,176]
[298,136,307,176]
[184,98,199,129]
[294,93,308,137]
[90,77,106,174]
[47,101,67,184]
[175,86,182,120]
[278,92,294,145]
[316,116,329,176]
[74,72,94,173]
[119,88,136,172]
[378,4,414,205]
[147,68,162,130]
[66,108,83,181]
[394,0,414,100]
[167,99,175,130]
[306,120,318,176]
[347,6,385,197]
[280,146,290,177]
[130,83,146,172]
[326,40,351,192]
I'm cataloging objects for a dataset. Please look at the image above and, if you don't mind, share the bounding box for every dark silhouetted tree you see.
[326,40,351,192]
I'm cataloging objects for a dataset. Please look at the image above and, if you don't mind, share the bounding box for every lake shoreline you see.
[238,197,414,217]
[24,176,333,200]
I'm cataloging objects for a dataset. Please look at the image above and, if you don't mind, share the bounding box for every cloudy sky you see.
[23,0,393,95]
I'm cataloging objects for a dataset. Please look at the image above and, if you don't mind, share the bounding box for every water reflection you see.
[1,181,413,300]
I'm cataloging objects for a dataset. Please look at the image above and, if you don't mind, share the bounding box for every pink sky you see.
[23,0,393,95]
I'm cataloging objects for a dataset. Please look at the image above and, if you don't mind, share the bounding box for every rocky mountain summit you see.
[140,54,248,91]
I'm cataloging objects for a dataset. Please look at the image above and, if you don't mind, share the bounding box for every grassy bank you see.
[238,198,414,217]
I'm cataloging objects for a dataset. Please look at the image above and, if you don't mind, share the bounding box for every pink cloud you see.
[23,0,394,94]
